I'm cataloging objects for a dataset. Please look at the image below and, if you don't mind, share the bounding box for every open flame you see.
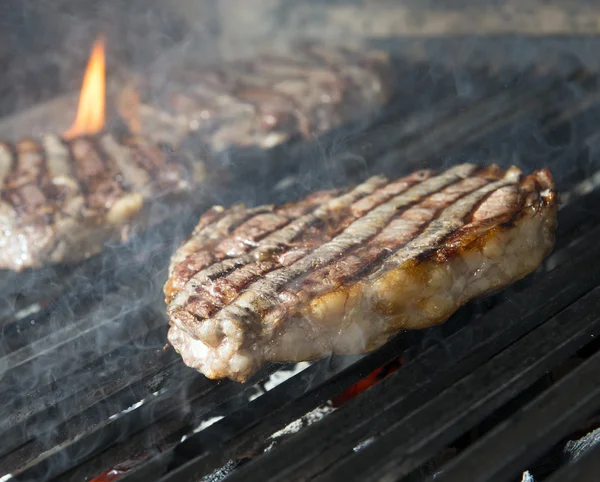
[63,36,106,139]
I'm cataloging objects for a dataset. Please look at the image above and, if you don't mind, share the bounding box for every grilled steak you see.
[166,164,557,382]
[0,134,204,271]
[119,42,392,151]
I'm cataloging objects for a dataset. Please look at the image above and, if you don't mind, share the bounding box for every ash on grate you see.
[200,460,240,482]
[249,362,313,401]
[264,404,336,453]
[521,471,535,482]
[193,367,333,482]
[564,426,600,462]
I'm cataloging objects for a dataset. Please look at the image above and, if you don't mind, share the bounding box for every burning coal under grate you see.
[1,45,600,482]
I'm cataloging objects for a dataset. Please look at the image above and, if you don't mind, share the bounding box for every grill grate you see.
[186,211,600,482]
[1,54,600,482]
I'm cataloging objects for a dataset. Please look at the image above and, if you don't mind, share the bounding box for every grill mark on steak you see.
[170,164,478,339]
[267,176,494,326]
[99,134,152,192]
[11,140,46,188]
[121,137,193,194]
[166,170,436,313]
[43,135,75,178]
[274,175,491,312]
[369,176,515,281]
[0,132,198,271]
[167,165,558,381]
[92,137,131,191]
[215,212,294,257]
[164,205,289,299]
[2,140,51,217]
[68,136,129,213]
[167,175,394,308]
[0,143,13,190]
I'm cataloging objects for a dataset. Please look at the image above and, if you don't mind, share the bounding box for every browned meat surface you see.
[0,134,205,271]
[166,164,557,382]
[120,42,393,150]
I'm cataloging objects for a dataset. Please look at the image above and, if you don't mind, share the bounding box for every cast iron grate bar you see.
[110,334,420,482]
[0,340,180,458]
[7,365,280,482]
[429,347,600,482]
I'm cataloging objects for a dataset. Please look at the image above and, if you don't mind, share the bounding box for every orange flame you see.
[64,36,106,139]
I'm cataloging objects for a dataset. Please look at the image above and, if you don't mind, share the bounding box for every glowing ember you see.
[64,36,106,139]
[331,356,404,407]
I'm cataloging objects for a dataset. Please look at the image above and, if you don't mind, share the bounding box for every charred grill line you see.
[3,140,46,211]
[170,163,478,332]
[131,42,393,151]
[266,174,494,318]
[166,174,393,307]
[69,136,128,213]
[0,133,200,271]
[99,134,152,192]
[369,175,515,277]
[167,163,559,382]
[0,143,14,191]
[92,136,132,192]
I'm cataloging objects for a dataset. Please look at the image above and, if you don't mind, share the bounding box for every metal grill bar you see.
[315,288,600,482]
[429,348,600,482]
[129,346,419,481]
[8,365,279,481]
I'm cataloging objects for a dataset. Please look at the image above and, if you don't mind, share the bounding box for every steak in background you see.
[119,42,393,151]
[0,134,205,271]
[166,163,557,382]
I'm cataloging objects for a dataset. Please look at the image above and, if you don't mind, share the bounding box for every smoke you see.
[1,1,600,480]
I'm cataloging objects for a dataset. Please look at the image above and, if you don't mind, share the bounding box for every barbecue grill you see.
[2,5,600,482]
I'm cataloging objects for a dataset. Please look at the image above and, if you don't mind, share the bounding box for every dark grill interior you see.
[1,40,600,482]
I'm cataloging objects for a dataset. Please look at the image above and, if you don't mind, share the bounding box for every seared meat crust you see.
[0,134,204,271]
[166,164,557,382]
[122,42,393,151]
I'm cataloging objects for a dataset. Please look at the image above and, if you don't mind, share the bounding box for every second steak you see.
[0,134,205,271]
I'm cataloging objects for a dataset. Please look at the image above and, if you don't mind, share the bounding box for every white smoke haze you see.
[0,2,599,481]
